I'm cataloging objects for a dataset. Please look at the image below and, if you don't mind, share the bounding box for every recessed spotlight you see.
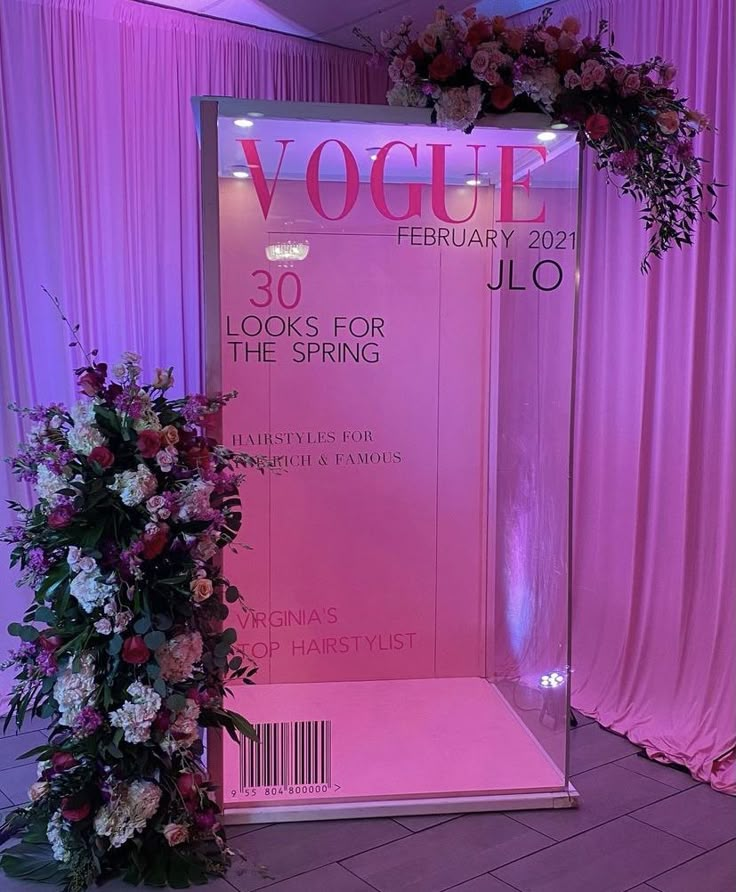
[247,112,264,118]
[232,167,250,179]
[466,177,481,186]
[537,131,557,142]
[233,118,254,128]
[366,147,380,161]
[550,122,569,130]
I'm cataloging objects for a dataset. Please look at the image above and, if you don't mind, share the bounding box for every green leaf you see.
[225,586,240,603]
[154,678,168,698]
[154,613,174,631]
[33,606,56,624]
[18,626,40,643]
[220,628,237,645]
[134,615,152,634]
[7,622,24,637]
[144,630,166,650]
[229,656,243,671]
[108,635,123,656]
[166,693,186,711]
[0,842,69,884]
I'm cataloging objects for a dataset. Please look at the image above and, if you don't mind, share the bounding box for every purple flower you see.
[182,394,210,423]
[38,650,57,676]
[610,149,639,175]
[73,706,103,736]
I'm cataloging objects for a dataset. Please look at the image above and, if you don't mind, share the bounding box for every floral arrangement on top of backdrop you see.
[0,306,258,891]
[358,5,721,271]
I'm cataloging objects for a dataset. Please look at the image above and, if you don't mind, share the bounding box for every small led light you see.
[540,671,565,689]
[232,168,250,179]
[366,147,380,161]
[550,121,569,130]
[370,153,378,161]
[466,177,481,186]
[248,111,264,118]
[233,118,255,128]
[537,131,557,142]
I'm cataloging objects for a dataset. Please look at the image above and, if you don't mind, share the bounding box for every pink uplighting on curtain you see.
[0,0,385,702]
[511,0,736,792]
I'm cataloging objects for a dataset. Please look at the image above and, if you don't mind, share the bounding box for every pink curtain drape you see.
[510,0,735,792]
[0,0,385,702]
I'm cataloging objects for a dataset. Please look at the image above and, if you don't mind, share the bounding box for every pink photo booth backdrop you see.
[204,104,579,813]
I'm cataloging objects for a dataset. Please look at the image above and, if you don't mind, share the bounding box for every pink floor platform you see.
[219,677,574,823]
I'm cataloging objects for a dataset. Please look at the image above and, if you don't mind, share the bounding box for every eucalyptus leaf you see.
[144,630,166,650]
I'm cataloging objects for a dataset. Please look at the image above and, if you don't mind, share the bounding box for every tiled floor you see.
[1,710,734,892]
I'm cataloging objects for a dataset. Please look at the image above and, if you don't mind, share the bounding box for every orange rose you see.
[190,577,214,603]
[163,823,189,846]
[161,425,179,446]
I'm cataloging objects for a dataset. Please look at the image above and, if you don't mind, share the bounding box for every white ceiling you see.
[137,1,547,50]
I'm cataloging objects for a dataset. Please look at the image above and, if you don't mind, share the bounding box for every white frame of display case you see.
[194,97,580,822]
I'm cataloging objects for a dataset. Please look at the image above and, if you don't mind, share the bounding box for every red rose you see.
[142,523,170,560]
[48,505,74,529]
[490,84,515,111]
[51,752,78,774]
[137,429,162,459]
[585,113,610,140]
[184,444,211,470]
[406,40,424,61]
[555,50,577,73]
[61,797,91,822]
[121,635,151,664]
[546,25,561,39]
[466,21,492,47]
[89,445,114,469]
[193,809,217,831]
[428,52,458,82]
[77,364,107,396]
[153,709,171,732]
[39,633,62,653]
[176,771,204,799]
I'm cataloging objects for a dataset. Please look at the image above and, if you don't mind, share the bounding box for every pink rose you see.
[156,449,176,473]
[402,58,416,78]
[660,63,677,85]
[580,72,595,90]
[657,109,680,135]
[622,72,641,94]
[89,445,114,468]
[563,70,581,89]
[612,65,627,83]
[163,823,189,846]
[470,50,490,76]
[190,577,214,603]
[121,635,151,665]
[28,781,48,801]
[137,429,161,459]
[585,113,610,140]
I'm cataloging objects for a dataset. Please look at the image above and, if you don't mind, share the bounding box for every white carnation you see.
[54,653,96,726]
[67,401,106,455]
[34,464,67,508]
[109,463,157,506]
[47,810,71,862]
[69,565,116,613]
[93,780,161,847]
[109,682,161,744]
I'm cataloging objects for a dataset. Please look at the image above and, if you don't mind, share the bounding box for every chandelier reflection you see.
[265,240,310,266]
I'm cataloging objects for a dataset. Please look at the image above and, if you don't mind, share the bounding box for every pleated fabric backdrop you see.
[0,0,385,700]
[510,0,735,792]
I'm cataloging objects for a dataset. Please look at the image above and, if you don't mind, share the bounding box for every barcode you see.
[239,721,332,789]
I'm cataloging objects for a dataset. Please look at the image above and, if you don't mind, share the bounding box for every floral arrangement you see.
[0,316,257,889]
[360,5,721,271]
